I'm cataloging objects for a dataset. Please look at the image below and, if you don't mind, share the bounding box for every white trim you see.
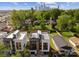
[42,42,50,52]
[69,40,76,47]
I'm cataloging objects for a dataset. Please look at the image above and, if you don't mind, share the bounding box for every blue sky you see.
[0,2,79,10]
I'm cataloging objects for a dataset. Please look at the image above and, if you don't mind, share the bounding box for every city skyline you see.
[0,2,79,10]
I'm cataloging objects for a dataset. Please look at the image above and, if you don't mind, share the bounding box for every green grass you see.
[46,24,52,30]
[34,25,41,29]
[62,32,74,37]
[61,32,74,41]
[49,34,57,51]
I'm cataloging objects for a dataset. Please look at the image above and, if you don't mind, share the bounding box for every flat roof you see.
[42,32,49,40]
[69,37,79,46]
[30,33,39,38]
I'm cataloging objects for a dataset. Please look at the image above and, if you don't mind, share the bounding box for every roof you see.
[0,32,7,38]
[30,31,49,40]
[3,26,13,32]
[37,30,41,35]
[6,30,19,38]
[19,32,26,40]
[6,30,26,41]
[53,35,68,50]
[30,33,39,38]
[69,37,79,46]
[13,30,19,35]
[42,32,49,40]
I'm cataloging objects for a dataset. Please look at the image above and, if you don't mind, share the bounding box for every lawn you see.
[61,31,74,41]
[49,33,57,51]
[62,32,74,37]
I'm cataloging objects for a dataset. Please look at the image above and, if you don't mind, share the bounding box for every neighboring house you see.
[52,35,73,56]
[33,20,40,25]
[25,19,31,25]
[0,22,7,31]
[3,30,27,53]
[2,26,13,33]
[29,30,50,56]
[53,35,68,51]
[69,37,79,48]
[0,31,8,43]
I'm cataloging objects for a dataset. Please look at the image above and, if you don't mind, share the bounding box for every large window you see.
[43,43,48,50]
[16,42,21,50]
[30,41,36,50]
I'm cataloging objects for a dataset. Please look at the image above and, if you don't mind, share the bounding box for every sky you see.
[0,2,79,10]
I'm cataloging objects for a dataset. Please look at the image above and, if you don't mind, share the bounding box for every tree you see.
[61,10,75,17]
[11,51,21,57]
[0,43,8,57]
[49,8,61,20]
[74,24,79,33]
[56,14,74,31]
[22,42,30,57]
[74,10,79,23]
[11,10,33,30]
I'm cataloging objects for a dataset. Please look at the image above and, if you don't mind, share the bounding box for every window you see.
[16,42,21,50]
[30,41,36,50]
[43,43,48,50]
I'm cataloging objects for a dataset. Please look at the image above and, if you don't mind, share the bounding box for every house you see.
[25,19,31,25]
[52,35,73,56]
[2,26,13,33]
[0,31,8,43]
[3,30,27,53]
[33,20,40,25]
[29,30,50,56]
[69,37,79,48]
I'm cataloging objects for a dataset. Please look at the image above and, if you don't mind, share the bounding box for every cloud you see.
[12,2,19,5]
[45,2,57,5]
[24,3,28,6]
[36,2,57,5]
[66,2,70,7]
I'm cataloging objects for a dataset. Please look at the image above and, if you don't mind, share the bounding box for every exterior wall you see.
[42,41,50,52]
[14,32,27,51]
[10,40,13,50]
[14,40,23,51]
[29,38,37,54]
[41,39,50,52]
